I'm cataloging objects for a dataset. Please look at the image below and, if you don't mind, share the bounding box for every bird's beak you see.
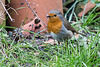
[46,15,51,18]
[46,14,51,18]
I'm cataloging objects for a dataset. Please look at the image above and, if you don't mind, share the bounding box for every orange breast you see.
[47,20,62,34]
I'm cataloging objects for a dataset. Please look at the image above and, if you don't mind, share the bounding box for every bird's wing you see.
[62,17,77,33]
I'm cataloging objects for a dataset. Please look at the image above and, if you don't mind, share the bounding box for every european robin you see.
[47,9,85,42]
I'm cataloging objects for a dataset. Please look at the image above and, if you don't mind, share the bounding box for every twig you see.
[7,7,18,15]
[0,28,8,58]
[90,30,100,33]
[1,44,8,58]
[0,0,14,22]
[0,17,5,20]
[28,2,39,6]
[0,11,5,20]
[24,0,47,26]
[37,28,47,34]
[10,22,24,49]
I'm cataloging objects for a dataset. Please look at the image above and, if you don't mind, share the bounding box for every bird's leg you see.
[58,42,61,46]
[64,40,68,50]
[54,40,57,45]
[67,40,68,46]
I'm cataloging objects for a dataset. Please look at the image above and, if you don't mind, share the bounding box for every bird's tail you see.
[76,31,86,36]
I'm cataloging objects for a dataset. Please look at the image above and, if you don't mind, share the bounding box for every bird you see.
[47,9,85,43]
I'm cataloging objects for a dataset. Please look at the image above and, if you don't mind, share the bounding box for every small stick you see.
[7,7,18,15]
[1,44,8,58]
[0,0,14,22]
[90,30,100,33]
[24,0,47,26]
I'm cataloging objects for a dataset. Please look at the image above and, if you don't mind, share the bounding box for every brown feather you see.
[63,17,77,33]
[62,17,86,36]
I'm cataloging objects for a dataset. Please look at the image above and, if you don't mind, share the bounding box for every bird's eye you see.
[54,14,57,17]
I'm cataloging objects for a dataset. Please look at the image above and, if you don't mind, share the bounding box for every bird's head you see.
[47,9,63,22]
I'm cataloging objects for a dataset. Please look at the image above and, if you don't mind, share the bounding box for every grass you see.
[0,23,100,67]
[0,29,100,67]
[0,1,100,67]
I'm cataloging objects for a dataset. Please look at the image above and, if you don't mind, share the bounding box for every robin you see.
[47,9,85,43]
